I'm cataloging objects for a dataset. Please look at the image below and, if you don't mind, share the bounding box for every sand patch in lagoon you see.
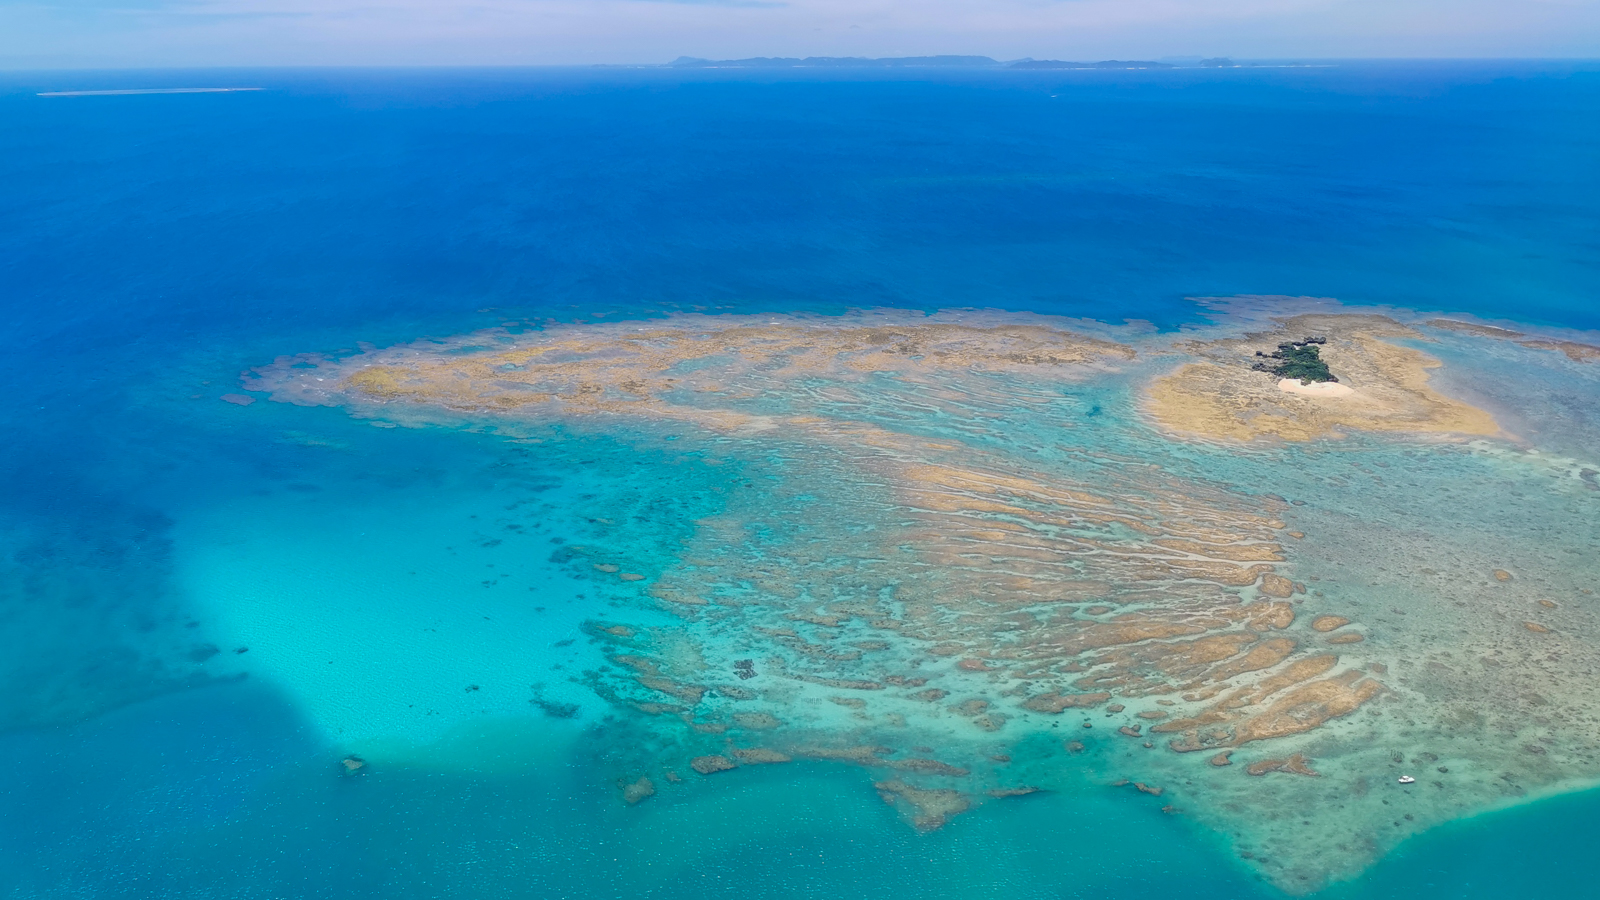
[171,453,632,765]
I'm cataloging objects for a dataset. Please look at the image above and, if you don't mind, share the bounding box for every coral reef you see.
[1427,319,1600,363]
[621,777,655,804]
[874,779,972,831]
[249,307,1600,895]
[1245,753,1319,776]
[1145,315,1500,441]
[690,755,736,775]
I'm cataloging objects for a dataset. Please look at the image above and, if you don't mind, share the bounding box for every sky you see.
[0,0,1598,69]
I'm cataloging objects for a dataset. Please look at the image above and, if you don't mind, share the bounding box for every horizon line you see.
[5,56,1600,74]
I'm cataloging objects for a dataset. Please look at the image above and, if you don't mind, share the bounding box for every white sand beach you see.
[1278,378,1354,397]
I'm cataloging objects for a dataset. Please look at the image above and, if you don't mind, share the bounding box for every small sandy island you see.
[1145,313,1500,441]
[1278,378,1353,397]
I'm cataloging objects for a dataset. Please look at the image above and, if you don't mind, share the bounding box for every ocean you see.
[1,61,1598,899]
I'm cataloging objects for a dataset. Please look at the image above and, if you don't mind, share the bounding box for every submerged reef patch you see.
[1427,319,1600,363]
[249,306,1600,894]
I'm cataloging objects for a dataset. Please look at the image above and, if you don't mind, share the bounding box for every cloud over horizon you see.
[2,0,1597,68]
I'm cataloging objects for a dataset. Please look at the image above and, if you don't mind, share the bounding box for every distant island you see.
[1009,59,1171,69]
[661,55,1240,70]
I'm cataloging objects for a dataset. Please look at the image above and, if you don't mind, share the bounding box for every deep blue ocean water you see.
[2,62,1599,898]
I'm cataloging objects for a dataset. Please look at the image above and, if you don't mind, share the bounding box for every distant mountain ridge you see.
[666,56,1004,68]
[664,56,1238,70]
[1010,60,1171,69]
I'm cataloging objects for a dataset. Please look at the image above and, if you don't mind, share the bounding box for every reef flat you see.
[1146,314,1501,442]
[247,303,1600,893]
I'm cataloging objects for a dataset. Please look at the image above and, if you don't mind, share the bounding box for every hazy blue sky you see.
[2,0,1598,68]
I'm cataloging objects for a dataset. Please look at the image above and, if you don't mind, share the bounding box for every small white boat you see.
[1398,775,1416,784]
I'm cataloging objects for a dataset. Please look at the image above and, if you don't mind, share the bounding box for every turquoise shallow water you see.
[2,63,1599,898]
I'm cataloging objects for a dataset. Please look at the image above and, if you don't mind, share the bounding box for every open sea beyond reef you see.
[3,62,1600,899]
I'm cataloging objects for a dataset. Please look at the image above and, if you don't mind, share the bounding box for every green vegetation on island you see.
[1252,337,1337,383]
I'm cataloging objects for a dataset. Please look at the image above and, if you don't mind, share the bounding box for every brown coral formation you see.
[732,748,792,764]
[874,779,973,831]
[621,777,656,804]
[1244,753,1319,777]
[731,712,782,729]
[795,745,892,766]
[1145,315,1500,441]
[1520,340,1600,362]
[892,758,970,777]
[1022,692,1112,713]
[1156,659,1383,752]
[263,312,1134,435]
[1427,319,1600,362]
[1259,574,1296,598]
[689,755,736,775]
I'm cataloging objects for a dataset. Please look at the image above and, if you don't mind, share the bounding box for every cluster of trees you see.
[1251,337,1336,383]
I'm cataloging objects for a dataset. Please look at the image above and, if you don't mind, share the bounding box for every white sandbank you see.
[1278,378,1354,397]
